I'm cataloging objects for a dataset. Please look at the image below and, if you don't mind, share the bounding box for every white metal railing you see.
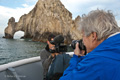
[0,56,41,72]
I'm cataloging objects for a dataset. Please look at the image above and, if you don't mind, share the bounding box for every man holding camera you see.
[40,34,56,80]
[59,9,120,80]
[40,34,71,80]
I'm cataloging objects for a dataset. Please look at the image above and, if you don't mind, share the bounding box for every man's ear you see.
[92,32,97,42]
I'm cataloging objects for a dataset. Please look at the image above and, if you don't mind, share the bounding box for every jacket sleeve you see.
[40,50,53,76]
[59,55,101,80]
[62,54,84,76]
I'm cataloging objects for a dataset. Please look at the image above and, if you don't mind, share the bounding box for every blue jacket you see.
[59,33,120,80]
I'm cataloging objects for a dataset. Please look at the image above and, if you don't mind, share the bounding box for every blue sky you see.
[0,0,120,35]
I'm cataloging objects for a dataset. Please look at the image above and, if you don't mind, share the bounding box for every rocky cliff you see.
[4,0,82,44]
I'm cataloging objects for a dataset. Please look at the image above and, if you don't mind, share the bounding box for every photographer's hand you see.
[51,53,56,58]
[74,43,85,56]
[51,53,59,58]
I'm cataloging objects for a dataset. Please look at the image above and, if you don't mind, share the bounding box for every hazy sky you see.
[0,0,120,35]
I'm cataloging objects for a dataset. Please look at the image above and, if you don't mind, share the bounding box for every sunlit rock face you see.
[4,0,82,44]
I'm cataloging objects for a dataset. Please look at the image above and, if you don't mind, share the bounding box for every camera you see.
[71,39,87,55]
[49,35,67,53]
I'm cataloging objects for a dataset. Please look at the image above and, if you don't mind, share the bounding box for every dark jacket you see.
[46,53,71,80]
[60,33,120,80]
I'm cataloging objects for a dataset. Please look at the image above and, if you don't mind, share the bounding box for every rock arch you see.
[4,0,82,44]
[14,31,24,39]
[4,17,25,39]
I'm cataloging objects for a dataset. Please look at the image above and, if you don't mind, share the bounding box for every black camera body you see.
[71,39,87,55]
[50,35,67,53]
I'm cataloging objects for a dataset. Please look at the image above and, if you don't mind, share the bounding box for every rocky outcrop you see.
[4,17,16,38]
[4,0,82,44]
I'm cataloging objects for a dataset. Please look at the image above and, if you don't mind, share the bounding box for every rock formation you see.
[4,0,82,44]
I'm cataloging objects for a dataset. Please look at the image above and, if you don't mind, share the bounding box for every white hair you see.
[79,9,120,40]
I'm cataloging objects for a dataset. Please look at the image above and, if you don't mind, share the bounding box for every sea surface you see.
[0,34,73,65]
[0,34,46,65]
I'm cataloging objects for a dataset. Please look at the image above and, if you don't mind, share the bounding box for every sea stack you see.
[4,0,82,44]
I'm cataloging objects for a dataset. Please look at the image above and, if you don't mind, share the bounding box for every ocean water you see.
[0,34,46,65]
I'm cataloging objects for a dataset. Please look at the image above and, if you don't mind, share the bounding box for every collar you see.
[108,32,120,38]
